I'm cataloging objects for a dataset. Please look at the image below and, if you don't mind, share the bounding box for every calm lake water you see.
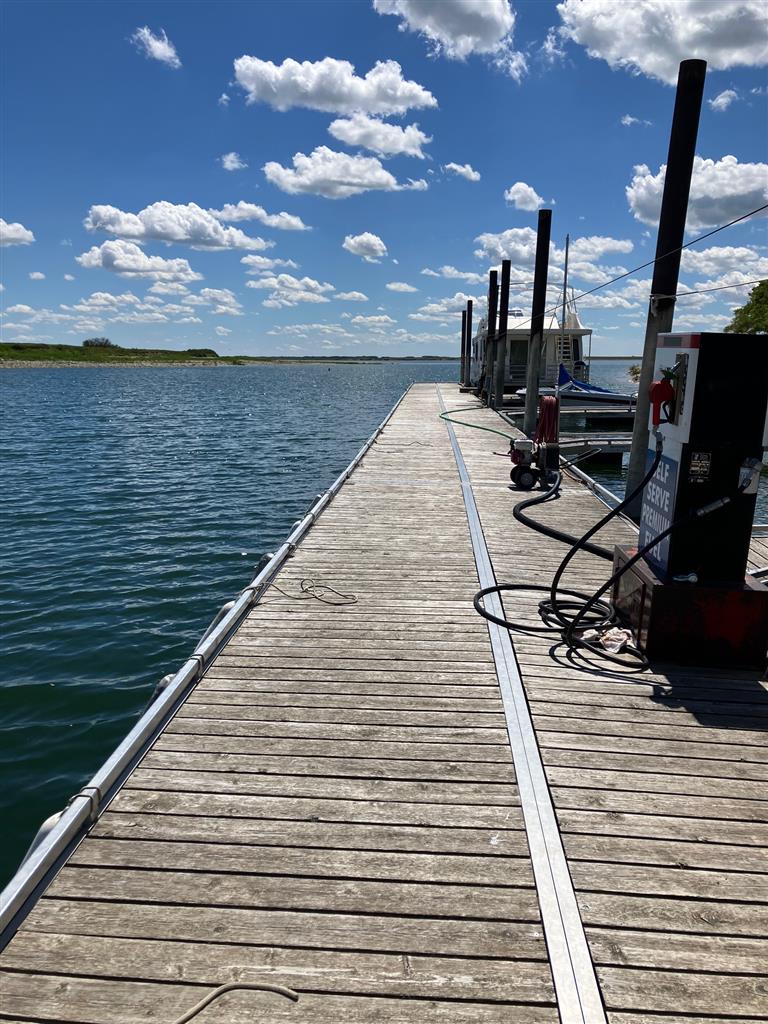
[0,361,459,884]
[1,358,765,885]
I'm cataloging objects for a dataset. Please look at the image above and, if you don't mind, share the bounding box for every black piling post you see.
[460,309,467,386]
[523,209,553,436]
[464,300,473,387]
[493,259,511,409]
[625,58,707,510]
[483,270,498,405]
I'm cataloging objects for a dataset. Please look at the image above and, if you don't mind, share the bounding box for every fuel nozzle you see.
[649,371,676,426]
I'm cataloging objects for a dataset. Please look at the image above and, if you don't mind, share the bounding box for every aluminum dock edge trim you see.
[437,387,607,1024]
[0,384,414,949]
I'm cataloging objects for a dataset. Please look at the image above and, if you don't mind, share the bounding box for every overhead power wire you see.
[479,202,768,335]
[657,277,765,299]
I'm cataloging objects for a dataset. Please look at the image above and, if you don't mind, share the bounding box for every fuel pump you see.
[613,331,768,667]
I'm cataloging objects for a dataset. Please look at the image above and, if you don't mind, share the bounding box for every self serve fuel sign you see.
[638,452,678,576]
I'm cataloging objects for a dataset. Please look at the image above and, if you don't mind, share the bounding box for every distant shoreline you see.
[0,357,461,369]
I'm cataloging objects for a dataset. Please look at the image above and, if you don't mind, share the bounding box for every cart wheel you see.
[511,465,539,490]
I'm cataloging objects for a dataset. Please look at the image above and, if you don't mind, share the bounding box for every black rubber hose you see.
[474,441,666,668]
[512,472,615,561]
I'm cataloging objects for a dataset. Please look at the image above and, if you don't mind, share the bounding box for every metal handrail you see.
[0,384,413,948]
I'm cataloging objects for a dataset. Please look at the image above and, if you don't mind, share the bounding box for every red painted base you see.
[612,546,768,669]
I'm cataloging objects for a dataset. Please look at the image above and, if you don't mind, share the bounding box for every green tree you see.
[83,337,116,348]
[725,280,768,334]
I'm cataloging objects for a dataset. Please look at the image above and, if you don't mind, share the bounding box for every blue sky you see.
[1,0,766,356]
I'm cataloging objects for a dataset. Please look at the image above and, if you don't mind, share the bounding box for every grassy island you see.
[0,342,459,367]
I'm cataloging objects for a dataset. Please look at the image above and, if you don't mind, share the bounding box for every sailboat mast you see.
[561,233,569,343]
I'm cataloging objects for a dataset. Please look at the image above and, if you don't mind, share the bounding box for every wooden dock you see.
[1,382,766,1023]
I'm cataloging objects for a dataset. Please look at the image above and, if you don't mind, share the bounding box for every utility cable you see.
[657,278,765,299]
[478,202,768,336]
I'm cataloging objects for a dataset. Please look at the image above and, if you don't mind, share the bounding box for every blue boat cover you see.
[557,363,615,394]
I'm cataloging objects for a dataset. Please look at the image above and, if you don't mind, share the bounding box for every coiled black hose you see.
[475,441,665,668]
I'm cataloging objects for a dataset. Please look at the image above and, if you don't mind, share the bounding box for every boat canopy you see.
[557,363,615,394]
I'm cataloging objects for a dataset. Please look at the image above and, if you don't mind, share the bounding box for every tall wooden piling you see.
[483,269,499,404]
[523,209,553,436]
[460,309,467,386]
[464,300,473,387]
[493,259,511,408]
[625,59,707,509]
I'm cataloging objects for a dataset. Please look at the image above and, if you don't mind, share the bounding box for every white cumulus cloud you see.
[234,56,436,114]
[373,0,527,80]
[351,314,396,325]
[411,291,480,322]
[84,201,272,251]
[246,273,335,308]
[0,219,35,246]
[422,265,486,284]
[680,244,768,278]
[386,281,418,292]
[64,274,75,281]
[29,271,45,280]
[197,288,242,315]
[220,152,247,171]
[328,113,431,158]
[621,114,652,127]
[626,155,768,230]
[343,232,388,262]
[708,89,739,112]
[215,326,232,337]
[335,291,369,301]
[445,162,481,182]
[130,26,181,69]
[240,254,299,274]
[76,240,203,282]
[210,201,309,231]
[504,181,545,211]
[557,0,768,85]
[264,146,428,198]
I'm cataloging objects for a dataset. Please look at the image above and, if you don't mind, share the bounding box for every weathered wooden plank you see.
[544,744,768,782]
[48,865,541,921]
[69,839,532,886]
[0,975,558,1024]
[533,713,767,751]
[558,807,768,846]
[125,767,518,806]
[587,925,768,974]
[547,763,768,800]
[537,728,768,765]
[25,899,548,960]
[1,932,556,1003]
[188,688,505,712]
[552,785,768,823]
[597,967,768,1016]
[110,789,524,830]
[140,749,518,784]
[176,702,508,730]
[577,890,768,937]
[154,732,516,763]
[564,833,768,873]
[169,716,510,746]
[93,812,527,856]
[570,861,768,902]
[200,676,502,699]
